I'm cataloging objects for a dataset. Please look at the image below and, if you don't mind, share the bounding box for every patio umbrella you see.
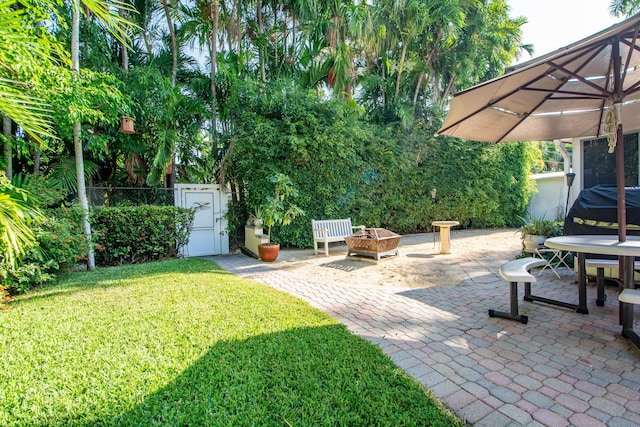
[437,13,640,242]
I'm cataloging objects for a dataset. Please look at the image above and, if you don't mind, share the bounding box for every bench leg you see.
[596,267,607,306]
[622,328,640,349]
[488,281,529,324]
[324,239,329,257]
[523,280,583,312]
[314,240,319,255]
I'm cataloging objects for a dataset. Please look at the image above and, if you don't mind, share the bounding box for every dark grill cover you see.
[564,185,640,236]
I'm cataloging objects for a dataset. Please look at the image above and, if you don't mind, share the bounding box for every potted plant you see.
[519,216,561,251]
[258,173,304,262]
[247,206,264,227]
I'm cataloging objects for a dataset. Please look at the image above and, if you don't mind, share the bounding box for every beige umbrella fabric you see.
[437,13,640,241]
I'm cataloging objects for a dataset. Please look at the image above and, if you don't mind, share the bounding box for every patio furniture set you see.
[312,218,460,260]
[490,235,640,350]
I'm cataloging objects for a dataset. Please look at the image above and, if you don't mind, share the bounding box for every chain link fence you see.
[86,187,174,207]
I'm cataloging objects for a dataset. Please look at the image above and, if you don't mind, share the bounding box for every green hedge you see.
[229,81,538,248]
[0,207,86,294]
[91,206,194,266]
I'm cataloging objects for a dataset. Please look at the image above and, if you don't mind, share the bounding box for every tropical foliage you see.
[1,0,542,277]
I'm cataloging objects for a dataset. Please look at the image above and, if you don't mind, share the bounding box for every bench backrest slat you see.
[312,219,354,238]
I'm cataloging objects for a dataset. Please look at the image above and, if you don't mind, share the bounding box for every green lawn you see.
[0,258,463,426]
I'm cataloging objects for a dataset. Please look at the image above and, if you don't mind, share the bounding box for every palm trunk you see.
[3,115,12,179]
[160,0,177,187]
[234,0,241,57]
[258,0,265,81]
[160,0,177,87]
[72,2,95,270]
[32,141,40,174]
[119,8,129,71]
[211,1,218,117]
[393,43,408,104]
[412,72,424,108]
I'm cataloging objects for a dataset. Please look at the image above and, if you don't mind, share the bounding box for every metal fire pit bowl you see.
[345,228,401,260]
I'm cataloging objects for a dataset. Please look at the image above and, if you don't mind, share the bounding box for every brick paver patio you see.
[207,229,640,426]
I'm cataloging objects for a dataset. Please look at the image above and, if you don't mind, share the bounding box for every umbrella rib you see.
[495,47,608,142]
[494,84,566,142]
[439,62,574,135]
[622,27,640,90]
[547,60,611,98]
[624,81,640,95]
[522,87,606,99]
[621,27,640,99]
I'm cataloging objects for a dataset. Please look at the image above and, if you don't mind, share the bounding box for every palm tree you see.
[180,0,223,136]
[0,174,40,267]
[610,0,640,16]
[0,0,63,265]
[69,0,132,270]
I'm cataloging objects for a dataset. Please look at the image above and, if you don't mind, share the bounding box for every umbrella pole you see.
[616,124,627,243]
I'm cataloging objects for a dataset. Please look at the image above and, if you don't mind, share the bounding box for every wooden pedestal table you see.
[432,221,460,254]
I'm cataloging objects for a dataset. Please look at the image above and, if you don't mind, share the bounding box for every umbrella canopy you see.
[437,13,640,241]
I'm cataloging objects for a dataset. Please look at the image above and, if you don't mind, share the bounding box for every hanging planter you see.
[119,116,135,134]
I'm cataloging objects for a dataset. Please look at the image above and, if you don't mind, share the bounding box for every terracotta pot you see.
[258,243,280,262]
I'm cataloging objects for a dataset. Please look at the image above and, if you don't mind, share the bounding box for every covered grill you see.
[564,185,640,260]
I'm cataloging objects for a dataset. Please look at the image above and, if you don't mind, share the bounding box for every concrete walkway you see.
[206,230,640,426]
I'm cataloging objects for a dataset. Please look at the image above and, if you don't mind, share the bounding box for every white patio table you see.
[545,235,640,348]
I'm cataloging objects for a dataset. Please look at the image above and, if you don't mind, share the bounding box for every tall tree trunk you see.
[160,0,177,87]
[3,115,12,179]
[32,140,40,174]
[210,0,218,120]
[234,0,241,58]
[160,0,177,187]
[393,43,408,104]
[412,72,424,108]
[72,2,95,270]
[119,8,129,71]
[258,0,265,81]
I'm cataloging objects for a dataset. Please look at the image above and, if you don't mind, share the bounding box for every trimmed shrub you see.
[91,205,194,266]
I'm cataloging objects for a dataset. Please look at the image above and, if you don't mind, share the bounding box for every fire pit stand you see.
[345,228,401,260]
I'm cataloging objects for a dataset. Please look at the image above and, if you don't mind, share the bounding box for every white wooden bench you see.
[489,258,546,324]
[312,219,365,256]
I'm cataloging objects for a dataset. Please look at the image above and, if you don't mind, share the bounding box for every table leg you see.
[577,252,589,314]
[439,226,451,254]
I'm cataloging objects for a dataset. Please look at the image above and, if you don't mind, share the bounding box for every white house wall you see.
[528,172,566,221]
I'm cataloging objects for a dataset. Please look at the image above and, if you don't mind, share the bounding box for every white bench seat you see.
[585,259,640,306]
[489,258,546,324]
[619,288,640,304]
[498,258,547,283]
[490,257,580,324]
[312,218,365,256]
[618,289,640,349]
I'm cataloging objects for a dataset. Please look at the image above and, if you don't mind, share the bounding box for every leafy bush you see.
[0,207,86,294]
[91,206,194,266]
[228,80,538,248]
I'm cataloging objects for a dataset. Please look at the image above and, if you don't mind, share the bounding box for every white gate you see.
[174,184,230,256]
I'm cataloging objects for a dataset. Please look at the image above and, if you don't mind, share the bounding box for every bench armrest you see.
[353,225,365,232]
[313,228,329,239]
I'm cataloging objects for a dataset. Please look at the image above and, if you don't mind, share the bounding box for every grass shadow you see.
[53,325,460,426]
